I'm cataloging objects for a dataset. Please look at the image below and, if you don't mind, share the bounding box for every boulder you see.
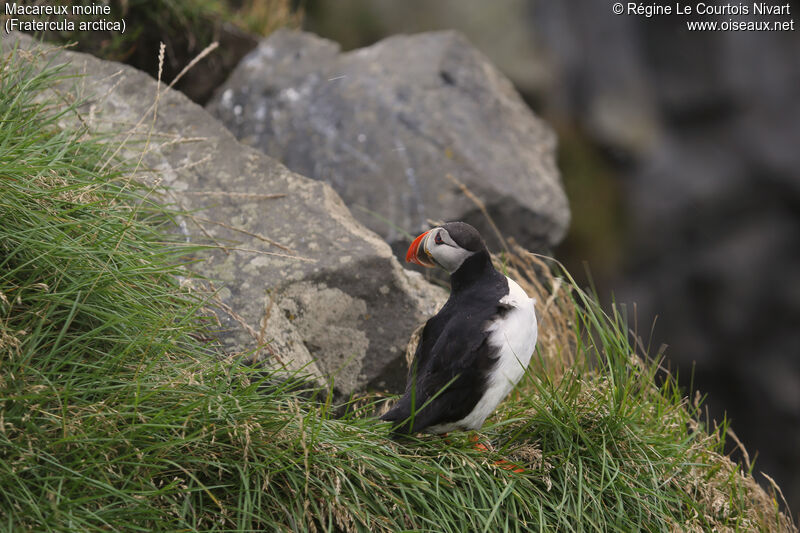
[207,29,570,255]
[1,32,447,395]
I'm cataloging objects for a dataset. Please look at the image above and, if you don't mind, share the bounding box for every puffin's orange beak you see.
[406,230,436,267]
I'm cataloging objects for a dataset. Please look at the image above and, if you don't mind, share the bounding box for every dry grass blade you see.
[181,191,287,200]
[726,427,752,472]
[168,41,219,89]
[191,215,294,253]
[444,173,509,253]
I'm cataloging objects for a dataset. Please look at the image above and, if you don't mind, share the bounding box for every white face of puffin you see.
[406,226,475,274]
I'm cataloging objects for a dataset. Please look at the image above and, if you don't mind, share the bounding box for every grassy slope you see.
[0,45,796,532]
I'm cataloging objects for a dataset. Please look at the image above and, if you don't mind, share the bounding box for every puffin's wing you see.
[379,317,447,427]
[381,314,496,434]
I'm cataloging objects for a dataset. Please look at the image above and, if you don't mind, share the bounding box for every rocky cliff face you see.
[611,17,800,510]
[532,2,800,508]
[206,29,570,256]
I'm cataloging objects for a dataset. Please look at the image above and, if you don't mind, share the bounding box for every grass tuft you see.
[0,43,796,532]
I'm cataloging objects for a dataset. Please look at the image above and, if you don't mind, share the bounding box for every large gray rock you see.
[1,32,446,395]
[207,29,570,254]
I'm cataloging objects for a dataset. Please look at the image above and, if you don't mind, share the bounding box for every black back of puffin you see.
[381,238,510,436]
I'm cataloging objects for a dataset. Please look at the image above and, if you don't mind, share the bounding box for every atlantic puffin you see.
[381,222,537,436]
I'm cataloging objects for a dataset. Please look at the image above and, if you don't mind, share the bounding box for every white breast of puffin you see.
[431,277,537,433]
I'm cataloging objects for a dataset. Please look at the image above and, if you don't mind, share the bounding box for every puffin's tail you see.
[379,399,419,438]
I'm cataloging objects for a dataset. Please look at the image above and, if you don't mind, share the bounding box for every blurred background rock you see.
[300,0,800,511]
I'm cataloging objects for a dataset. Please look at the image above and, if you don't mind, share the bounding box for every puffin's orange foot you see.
[470,435,524,473]
[493,459,525,474]
[469,433,491,452]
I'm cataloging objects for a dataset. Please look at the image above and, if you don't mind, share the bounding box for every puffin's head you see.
[406,222,487,274]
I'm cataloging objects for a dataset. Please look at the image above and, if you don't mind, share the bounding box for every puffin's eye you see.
[434,232,444,245]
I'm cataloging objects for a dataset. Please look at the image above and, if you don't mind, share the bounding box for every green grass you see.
[1,44,796,532]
